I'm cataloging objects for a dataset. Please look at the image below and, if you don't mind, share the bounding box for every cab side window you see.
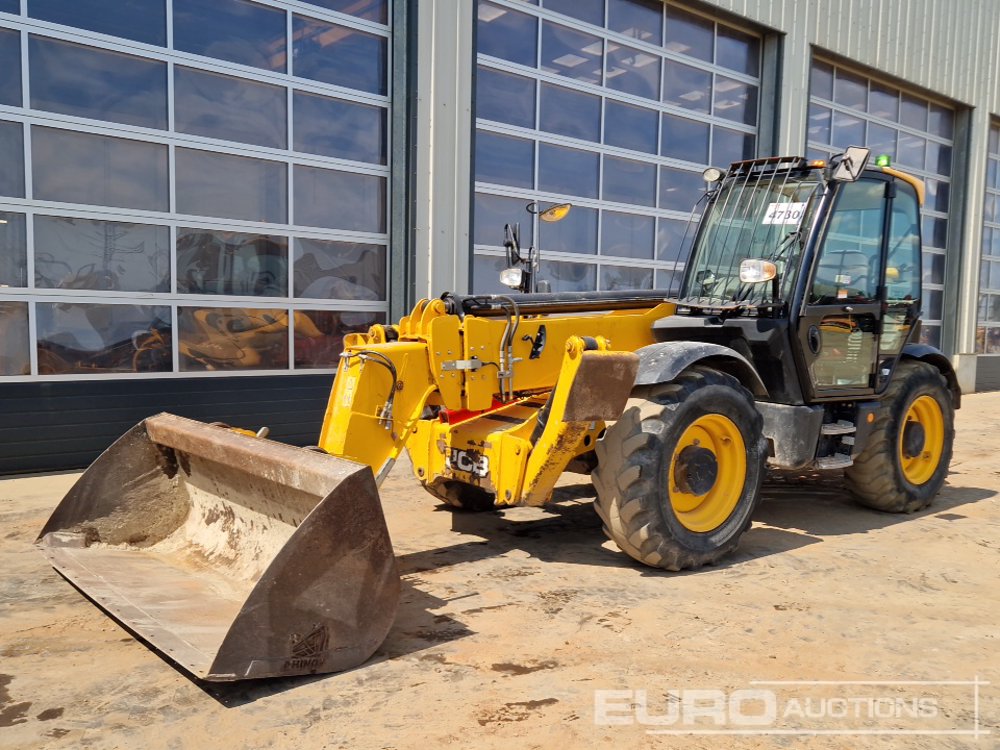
[810,180,886,304]
[885,184,921,303]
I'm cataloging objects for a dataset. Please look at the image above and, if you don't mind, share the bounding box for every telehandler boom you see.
[38,148,959,681]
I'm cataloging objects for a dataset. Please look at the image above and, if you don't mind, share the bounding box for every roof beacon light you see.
[739,259,777,283]
[875,154,892,167]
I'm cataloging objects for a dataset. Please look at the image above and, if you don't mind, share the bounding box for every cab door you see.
[798,178,888,398]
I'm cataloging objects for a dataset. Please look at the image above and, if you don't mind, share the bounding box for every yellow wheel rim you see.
[667,414,746,533]
[898,394,945,486]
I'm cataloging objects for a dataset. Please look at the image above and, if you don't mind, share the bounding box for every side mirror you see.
[829,146,871,182]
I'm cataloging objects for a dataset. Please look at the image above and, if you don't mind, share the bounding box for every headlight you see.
[499,267,523,288]
[739,259,777,283]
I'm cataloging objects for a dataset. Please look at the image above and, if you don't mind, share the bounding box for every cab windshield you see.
[679,169,823,309]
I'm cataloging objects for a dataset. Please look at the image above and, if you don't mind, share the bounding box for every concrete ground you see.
[1,394,998,750]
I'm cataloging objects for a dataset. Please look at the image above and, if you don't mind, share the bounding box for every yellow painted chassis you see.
[318,298,675,506]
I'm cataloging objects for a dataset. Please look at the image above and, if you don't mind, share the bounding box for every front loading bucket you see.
[36,413,400,682]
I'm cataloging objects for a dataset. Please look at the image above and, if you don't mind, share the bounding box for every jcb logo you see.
[447,448,490,478]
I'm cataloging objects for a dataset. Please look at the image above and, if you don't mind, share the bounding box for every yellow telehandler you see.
[37,148,959,681]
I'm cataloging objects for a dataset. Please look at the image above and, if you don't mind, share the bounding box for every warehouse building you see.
[0,0,998,472]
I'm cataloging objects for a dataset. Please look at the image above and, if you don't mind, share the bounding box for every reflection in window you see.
[831,111,864,150]
[299,0,387,24]
[29,0,167,46]
[538,206,597,254]
[29,36,167,129]
[601,211,654,258]
[34,216,170,293]
[544,0,603,26]
[474,192,533,247]
[657,217,691,262]
[543,259,597,292]
[834,68,867,111]
[0,28,20,107]
[808,104,831,145]
[661,113,709,164]
[477,2,537,67]
[601,264,652,290]
[868,82,899,120]
[294,91,386,163]
[175,67,286,149]
[176,229,287,296]
[472,253,509,294]
[0,212,27,287]
[32,127,168,210]
[665,6,713,62]
[0,120,24,198]
[293,15,386,95]
[606,42,660,100]
[178,307,288,371]
[712,126,754,166]
[603,155,656,207]
[713,76,757,125]
[475,130,534,189]
[811,180,885,304]
[293,238,385,300]
[542,22,603,85]
[663,60,711,113]
[716,26,759,75]
[294,165,386,232]
[604,100,657,154]
[36,302,172,374]
[174,0,286,72]
[176,148,286,223]
[539,83,600,142]
[477,66,535,129]
[0,302,29,376]
[539,143,599,199]
[294,310,384,369]
[659,167,704,212]
[608,0,662,45]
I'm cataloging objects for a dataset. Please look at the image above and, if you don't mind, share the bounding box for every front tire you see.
[593,366,767,570]
[845,360,954,512]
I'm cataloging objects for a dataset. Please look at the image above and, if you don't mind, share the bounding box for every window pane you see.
[474,192,534,247]
[29,36,167,129]
[37,302,172,374]
[176,148,286,223]
[294,238,385,300]
[174,0,286,72]
[810,60,834,101]
[661,113,708,163]
[808,103,832,145]
[713,76,757,125]
[538,142,599,198]
[34,216,170,293]
[606,43,660,100]
[899,94,927,131]
[175,66,286,149]
[0,120,24,198]
[32,127,167,210]
[293,15,386,95]
[294,165,386,232]
[923,252,944,285]
[178,307,287,371]
[831,111,865,150]
[659,166,703,212]
[477,2,537,67]
[712,126,754,166]
[608,0,662,45]
[896,131,925,172]
[601,264,652,290]
[604,100,657,154]
[867,123,897,160]
[476,130,534,188]
[925,141,951,176]
[295,91,386,164]
[665,6,712,62]
[543,0,603,27]
[886,187,921,303]
[541,21,603,85]
[657,216,690,262]
[538,205,597,254]
[0,302,29,376]
[603,155,655,206]
[472,253,510,294]
[477,66,535,129]
[716,25,758,75]
[0,211,27,287]
[663,60,711,113]
[601,210,654,258]
[299,0,386,24]
[295,310,384,369]
[539,83,600,141]
[176,229,287,296]
[922,216,947,249]
[0,0,18,10]
[542,259,596,292]
[834,69,866,111]
[0,28,20,107]
[926,179,948,213]
[868,82,899,121]
[928,103,953,138]
[29,0,166,46]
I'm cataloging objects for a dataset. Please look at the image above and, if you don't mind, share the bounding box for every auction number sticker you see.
[763,201,807,225]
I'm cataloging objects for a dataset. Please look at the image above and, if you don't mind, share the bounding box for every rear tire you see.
[845,360,954,512]
[421,479,496,512]
[593,366,767,570]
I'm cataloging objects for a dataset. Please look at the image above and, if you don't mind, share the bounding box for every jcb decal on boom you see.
[446,448,490,478]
